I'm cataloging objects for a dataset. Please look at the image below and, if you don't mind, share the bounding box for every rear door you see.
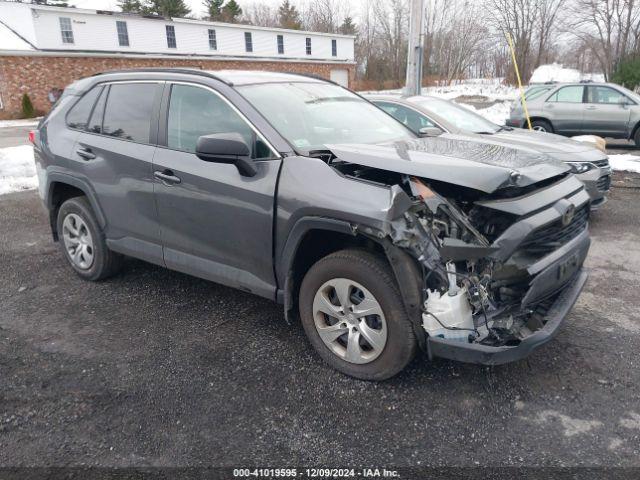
[583,85,632,137]
[152,82,282,299]
[542,85,585,135]
[73,81,164,264]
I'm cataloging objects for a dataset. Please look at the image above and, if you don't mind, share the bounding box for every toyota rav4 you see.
[32,69,590,380]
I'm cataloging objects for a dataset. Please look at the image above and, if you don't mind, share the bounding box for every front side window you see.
[331,39,337,57]
[411,97,498,134]
[167,84,273,158]
[238,82,414,150]
[66,85,103,130]
[102,83,158,143]
[166,25,177,49]
[277,34,284,54]
[208,29,217,50]
[376,101,435,134]
[59,17,74,44]
[547,86,584,103]
[305,37,312,55]
[244,32,253,53]
[587,86,628,104]
[116,21,129,47]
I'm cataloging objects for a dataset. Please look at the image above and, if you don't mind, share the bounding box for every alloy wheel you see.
[312,278,387,364]
[62,213,95,270]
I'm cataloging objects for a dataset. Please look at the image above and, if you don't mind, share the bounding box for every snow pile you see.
[0,23,34,51]
[608,154,640,173]
[460,102,510,126]
[0,118,41,128]
[530,63,605,84]
[0,146,37,195]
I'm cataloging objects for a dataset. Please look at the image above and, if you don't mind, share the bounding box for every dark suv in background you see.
[32,69,590,380]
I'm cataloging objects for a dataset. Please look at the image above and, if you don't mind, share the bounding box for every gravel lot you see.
[1,170,640,470]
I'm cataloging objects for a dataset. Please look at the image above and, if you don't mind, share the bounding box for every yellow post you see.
[506,32,532,130]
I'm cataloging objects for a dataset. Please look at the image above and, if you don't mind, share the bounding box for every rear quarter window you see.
[66,86,103,130]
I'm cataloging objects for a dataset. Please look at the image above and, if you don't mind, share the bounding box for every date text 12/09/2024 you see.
[233,468,400,478]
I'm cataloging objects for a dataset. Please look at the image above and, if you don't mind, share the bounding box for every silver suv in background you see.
[367,94,612,209]
[507,82,640,146]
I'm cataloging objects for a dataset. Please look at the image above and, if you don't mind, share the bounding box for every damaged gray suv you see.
[33,69,590,380]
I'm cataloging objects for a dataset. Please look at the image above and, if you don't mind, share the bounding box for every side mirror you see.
[419,126,444,137]
[618,96,630,107]
[195,133,257,177]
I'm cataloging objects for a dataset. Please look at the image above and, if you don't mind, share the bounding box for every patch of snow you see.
[460,102,510,126]
[609,154,640,173]
[0,118,42,129]
[0,146,37,195]
[530,63,605,84]
[0,23,34,51]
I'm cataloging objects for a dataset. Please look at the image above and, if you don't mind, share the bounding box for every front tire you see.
[56,196,123,281]
[299,249,416,381]
[531,119,553,133]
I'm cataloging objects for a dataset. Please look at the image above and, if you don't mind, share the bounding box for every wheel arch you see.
[631,120,640,141]
[277,217,426,347]
[528,116,554,132]
[46,174,106,241]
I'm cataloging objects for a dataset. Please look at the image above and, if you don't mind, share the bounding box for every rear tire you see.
[634,128,640,148]
[299,249,416,381]
[531,119,553,133]
[56,196,123,281]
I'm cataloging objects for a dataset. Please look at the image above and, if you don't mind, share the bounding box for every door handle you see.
[154,169,181,185]
[76,147,96,160]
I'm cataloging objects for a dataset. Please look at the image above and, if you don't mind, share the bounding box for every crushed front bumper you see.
[426,268,588,366]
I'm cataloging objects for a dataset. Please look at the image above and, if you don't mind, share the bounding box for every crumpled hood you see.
[326,136,569,193]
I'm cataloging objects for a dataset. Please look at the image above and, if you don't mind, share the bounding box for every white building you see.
[0,2,355,62]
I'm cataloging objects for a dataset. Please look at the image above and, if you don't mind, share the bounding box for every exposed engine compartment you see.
[324,153,589,349]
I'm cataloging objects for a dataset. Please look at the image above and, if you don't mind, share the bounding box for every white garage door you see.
[330,69,349,87]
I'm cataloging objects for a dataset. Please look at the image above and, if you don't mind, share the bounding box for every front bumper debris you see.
[426,269,588,365]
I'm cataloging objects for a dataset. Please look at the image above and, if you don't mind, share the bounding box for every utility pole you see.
[404,0,425,96]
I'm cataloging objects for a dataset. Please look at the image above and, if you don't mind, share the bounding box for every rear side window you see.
[376,101,435,133]
[587,86,627,104]
[66,86,102,130]
[102,83,158,143]
[547,86,584,103]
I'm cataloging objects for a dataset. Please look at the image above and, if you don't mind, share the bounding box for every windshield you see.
[238,82,414,150]
[410,97,499,134]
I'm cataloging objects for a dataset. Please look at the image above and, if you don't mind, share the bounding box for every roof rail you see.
[579,79,594,83]
[89,67,233,85]
[282,71,340,86]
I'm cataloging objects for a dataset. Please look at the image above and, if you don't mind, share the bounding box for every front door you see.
[583,85,632,137]
[153,82,281,299]
[543,85,585,135]
[73,81,164,265]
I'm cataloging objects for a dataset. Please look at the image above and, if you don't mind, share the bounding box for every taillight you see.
[28,130,35,144]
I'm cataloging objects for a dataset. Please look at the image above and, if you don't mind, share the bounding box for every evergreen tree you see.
[118,0,143,13]
[221,0,242,23]
[203,0,224,21]
[339,16,356,35]
[145,0,190,18]
[21,94,35,119]
[278,0,301,30]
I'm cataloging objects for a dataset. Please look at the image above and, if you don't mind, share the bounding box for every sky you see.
[68,0,361,19]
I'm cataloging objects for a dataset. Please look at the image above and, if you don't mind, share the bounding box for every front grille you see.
[592,158,609,168]
[596,174,611,192]
[519,205,589,255]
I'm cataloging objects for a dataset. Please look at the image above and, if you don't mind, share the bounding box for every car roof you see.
[89,68,328,86]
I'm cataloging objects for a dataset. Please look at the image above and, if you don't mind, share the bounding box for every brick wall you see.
[0,55,356,119]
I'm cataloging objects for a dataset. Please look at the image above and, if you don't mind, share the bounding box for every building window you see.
[244,32,253,53]
[305,37,311,55]
[116,21,129,47]
[277,34,284,54]
[166,25,176,49]
[331,39,337,57]
[208,29,217,50]
[59,17,74,44]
